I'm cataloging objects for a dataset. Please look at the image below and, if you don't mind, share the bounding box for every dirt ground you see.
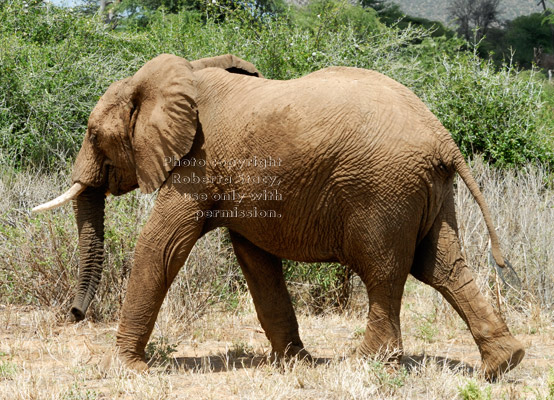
[1,281,553,400]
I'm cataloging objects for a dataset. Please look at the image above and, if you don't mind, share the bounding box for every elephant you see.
[34,53,524,380]
[33,54,262,323]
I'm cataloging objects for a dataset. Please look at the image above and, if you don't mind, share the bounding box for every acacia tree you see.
[448,0,500,42]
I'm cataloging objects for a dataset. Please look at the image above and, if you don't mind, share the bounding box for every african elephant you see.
[34,53,524,380]
[34,54,262,323]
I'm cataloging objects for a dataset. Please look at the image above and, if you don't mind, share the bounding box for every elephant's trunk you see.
[70,186,106,321]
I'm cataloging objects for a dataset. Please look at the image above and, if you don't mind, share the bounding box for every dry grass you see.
[0,158,553,399]
[0,296,552,399]
[455,159,554,328]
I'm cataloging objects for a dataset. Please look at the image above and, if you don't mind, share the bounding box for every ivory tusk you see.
[32,182,87,213]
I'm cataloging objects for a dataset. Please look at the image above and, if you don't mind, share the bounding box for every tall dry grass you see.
[0,304,552,399]
[455,158,553,317]
[0,158,552,322]
[0,166,243,323]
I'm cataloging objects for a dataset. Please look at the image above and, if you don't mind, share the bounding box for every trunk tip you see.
[69,307,86,322]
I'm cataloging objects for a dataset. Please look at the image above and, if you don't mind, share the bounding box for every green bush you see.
[0,0,152,169]
[458,379,491,400]
[2,0,551,171]
[480,13,554,69]
[284,260,353,313]
[415,46,553,168]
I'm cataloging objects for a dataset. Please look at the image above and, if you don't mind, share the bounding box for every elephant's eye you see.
[89,133,98,147]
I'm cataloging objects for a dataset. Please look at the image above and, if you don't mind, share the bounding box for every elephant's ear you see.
[129,54,198,194]
[190,54,263,77]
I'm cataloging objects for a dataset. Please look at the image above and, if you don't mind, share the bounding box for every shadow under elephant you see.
[154,350,477,376]
[162,354,333,373]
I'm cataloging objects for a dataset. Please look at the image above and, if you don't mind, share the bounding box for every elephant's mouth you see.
[105,164,139,196]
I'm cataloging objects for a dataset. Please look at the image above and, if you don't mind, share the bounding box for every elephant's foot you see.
[118,349,150,372]
[356,281,405,365]
[269,344,313,365]
[124,356,149,372]
[356,323,403,364]
[355,340,403,364]
[480,335,525,381]
[98,349,149,374]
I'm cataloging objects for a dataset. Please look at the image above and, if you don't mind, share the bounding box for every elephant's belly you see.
[243,232,341,264]
[203,208,341,263]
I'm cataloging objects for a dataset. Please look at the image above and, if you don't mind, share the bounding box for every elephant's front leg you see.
[229,231,310,363]
[116,202,204,371]
[411,196,525,380]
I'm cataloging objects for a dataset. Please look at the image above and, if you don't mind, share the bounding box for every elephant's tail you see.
[452,152,506,268]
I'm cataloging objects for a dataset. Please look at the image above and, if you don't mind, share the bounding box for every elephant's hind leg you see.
[116,203,204,371]
[229,231,310,363]
[411,197,524,380]
[355,273,408,362]
[346,236,413,362]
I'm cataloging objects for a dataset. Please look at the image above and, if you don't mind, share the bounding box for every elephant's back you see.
[201,66,442,150]
[204,66,444,200]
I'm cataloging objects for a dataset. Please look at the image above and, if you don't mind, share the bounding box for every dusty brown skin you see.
[39,54,524,380]
[62,54,262,322]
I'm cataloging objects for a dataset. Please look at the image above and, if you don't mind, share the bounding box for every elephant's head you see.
[33,54,261,321]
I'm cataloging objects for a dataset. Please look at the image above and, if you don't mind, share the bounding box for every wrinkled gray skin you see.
[44,54,524,381]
